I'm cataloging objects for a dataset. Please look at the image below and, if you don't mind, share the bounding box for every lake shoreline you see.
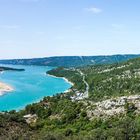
[0,65,72,111]
[47,73,74,93]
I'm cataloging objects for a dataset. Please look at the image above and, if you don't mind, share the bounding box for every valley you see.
[1,57,140,139]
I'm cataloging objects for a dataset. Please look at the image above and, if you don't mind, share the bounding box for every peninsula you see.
[0,66,25,96]
[0,82,13,96]
[0,66,25,71]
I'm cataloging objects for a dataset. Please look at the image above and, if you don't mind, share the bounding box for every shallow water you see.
[0,65,71,111]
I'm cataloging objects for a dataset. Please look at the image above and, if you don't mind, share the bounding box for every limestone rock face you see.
[87,95,140,119]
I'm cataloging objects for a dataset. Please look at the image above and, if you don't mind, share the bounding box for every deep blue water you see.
[0,65,71,111]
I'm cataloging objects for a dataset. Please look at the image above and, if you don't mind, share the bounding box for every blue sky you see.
[0,0,140,59]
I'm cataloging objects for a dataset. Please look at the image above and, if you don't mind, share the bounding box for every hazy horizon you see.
[0,0,140,59]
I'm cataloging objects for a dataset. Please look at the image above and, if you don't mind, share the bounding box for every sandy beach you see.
[0,82,13,96]
[62,77,74,86]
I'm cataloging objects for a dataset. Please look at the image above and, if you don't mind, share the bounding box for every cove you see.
[0,65,71,111]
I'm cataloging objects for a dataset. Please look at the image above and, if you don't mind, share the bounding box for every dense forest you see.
[1,57,140,139]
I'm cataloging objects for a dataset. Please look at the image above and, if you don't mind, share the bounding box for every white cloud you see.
[85,7,102,14]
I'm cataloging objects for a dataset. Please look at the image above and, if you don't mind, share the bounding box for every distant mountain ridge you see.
[0,54,140,67]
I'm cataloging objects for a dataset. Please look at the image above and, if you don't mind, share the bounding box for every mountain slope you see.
[47,57,140,101]
[0,54,140,67]
[1,57,140,139]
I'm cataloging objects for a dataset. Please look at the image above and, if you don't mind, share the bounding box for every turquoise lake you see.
[0,65,71,111]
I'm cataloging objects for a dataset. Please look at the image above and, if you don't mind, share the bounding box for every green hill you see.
[48,57,140,101]
[1,57,140,139]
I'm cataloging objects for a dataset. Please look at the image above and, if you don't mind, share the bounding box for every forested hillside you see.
[1,57,140,139]
[48,57,140,101]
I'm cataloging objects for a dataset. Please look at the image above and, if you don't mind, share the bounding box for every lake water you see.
[0,65,71,111]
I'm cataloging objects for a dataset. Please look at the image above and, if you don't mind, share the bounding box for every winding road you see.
[77,69,89,98]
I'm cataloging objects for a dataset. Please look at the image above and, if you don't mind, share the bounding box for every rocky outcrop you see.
[87,95,140,119]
